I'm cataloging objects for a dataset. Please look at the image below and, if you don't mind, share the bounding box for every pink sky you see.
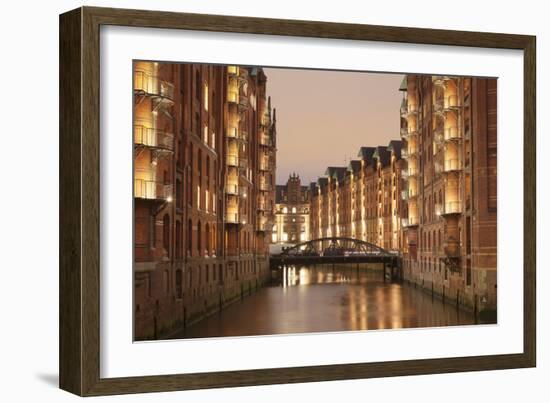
[264,67,404,185]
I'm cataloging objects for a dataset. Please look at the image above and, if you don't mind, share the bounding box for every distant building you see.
[272,173,311,246]
[309,142,406,251]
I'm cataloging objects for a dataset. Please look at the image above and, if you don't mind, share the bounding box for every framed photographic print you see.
[59,6,536,396]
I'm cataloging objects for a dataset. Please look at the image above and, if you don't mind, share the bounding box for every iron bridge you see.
[270,237,403,281]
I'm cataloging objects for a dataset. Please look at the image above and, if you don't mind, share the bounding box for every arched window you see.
[162,214,170,255]
[175,220,182,259]
[197,220,202,255]
[205,223,210,255]
[187,219,192,256]
[175,269,183,299]
[195,70,201,100]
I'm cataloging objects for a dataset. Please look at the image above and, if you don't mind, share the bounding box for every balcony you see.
[403,216,419,227]
[444,126,461,141]
[225,211,240,224]
[226,154,239,167]
[443,95,461,111]
[259,182,272,192]
[259,159,271,171]
[401,189,409,200]
[408,167,419,177]
[134,179,172,201]
[442,201,462,216]
[239,157,248,169]
[260,134,272,147]
[134,125,174,152]
[226,127,240,140]
[133,71,174,101]
[226,183,240,196]
[443,158,462,172]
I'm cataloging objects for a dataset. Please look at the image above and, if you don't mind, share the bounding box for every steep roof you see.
[347,159,362,174]
[275,185,286,203]
[373,145,391,167]
[324,167,347,182]
[357,146,376,164]
[387,140,403,159]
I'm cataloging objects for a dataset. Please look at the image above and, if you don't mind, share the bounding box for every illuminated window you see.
[203,83,209,111]
[203,125,208,143]
[283,207,288,214]
[211,131,216,149]
[205,189,210,211]
[282,233,288,242]
[197,185,200,208]
[292,207,297,214]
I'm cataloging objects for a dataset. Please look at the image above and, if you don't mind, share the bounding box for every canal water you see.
[170,264,479,340]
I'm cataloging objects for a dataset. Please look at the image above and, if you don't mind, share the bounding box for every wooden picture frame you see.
[59,6,536,396]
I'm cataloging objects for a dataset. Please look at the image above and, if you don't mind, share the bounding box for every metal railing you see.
[226,127,239,139]
[403,216,419,227]
[225,211,240,224]
[226,154,239,167]
[134,179,172,200]
[444,126,461,141]
[260,134,272,146]
[444,158,461,172]
[134,125,174,152]
[259,182,271,192]
[443,201,462,215]
[226,183,240,195]
[133,71,174,100]
[444,95,461,110]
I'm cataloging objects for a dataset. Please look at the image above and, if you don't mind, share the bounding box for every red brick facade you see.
[133,62,277,340]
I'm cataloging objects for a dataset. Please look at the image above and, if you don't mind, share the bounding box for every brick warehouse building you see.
[133,62,277,340]
[308,75,496,319]
[400,75,497,319]
[272,173,311,246]
[309,141,407,252]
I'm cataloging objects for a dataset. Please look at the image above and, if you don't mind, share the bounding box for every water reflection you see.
[171,264,480,340]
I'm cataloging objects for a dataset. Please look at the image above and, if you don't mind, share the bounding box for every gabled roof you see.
[373,146,391,167]
[324,167,347,182]
[357,146,376,164]
[387,140,403,160]
[347,159,361,174]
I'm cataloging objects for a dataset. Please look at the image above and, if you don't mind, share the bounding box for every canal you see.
[170,264,480,340]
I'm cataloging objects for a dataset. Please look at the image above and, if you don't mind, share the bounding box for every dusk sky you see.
[264,68,404,185]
